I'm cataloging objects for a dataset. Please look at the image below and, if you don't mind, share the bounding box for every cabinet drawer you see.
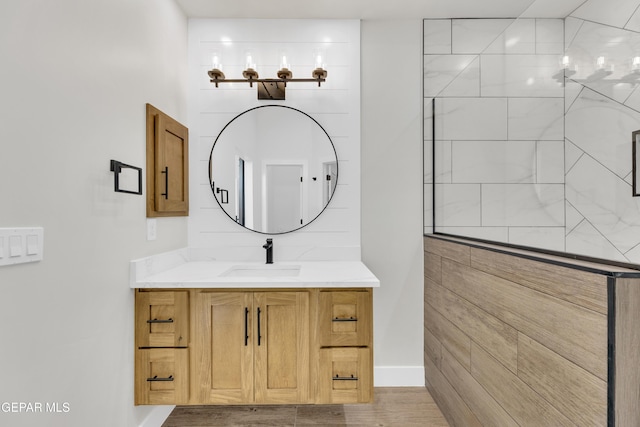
[135,348,189,405]
[319,291,371,347]
[318,347,372,404]
[136,291,188,348]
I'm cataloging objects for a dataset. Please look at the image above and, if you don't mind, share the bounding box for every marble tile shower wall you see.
[564,1,640,264]
[424,19,566,251]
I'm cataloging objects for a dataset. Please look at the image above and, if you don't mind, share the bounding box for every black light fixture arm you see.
[208,75,326,86]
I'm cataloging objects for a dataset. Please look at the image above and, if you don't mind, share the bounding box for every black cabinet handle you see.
[244,307,249,346]
[147,375,174,382]
[147,318,174,324]
[161,166,169,199]
[257,307,262,346]
[333,374,358,381]
[332,317,357,322]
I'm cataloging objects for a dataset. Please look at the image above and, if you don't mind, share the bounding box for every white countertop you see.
[130,252,380,289]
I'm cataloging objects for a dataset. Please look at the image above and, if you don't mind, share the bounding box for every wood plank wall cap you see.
[424,235,640,427]
[471,247,608,315]
[425,234,640,275]
[426,278,518,373]
[614,278,640,426]
[424,237,471,266]
[440,347,518,426]
[442,258,607,380]
[425,353,483,427]
[517,333,607,426]
[425,299,471,371]
[471,343,575,426]
[424,252,442,285]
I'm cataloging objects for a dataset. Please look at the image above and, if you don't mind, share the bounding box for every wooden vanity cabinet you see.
[318,347,371,403]
[135,348,189,405]
[134,287,373,406]
[316,290,373,403]
[135,290,190,405]
[135,290,188,348]
[193,290,310,404]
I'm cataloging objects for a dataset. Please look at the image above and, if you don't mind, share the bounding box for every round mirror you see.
[209,105,338,234]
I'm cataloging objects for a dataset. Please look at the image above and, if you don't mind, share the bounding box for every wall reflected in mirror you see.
[209,105,338,234]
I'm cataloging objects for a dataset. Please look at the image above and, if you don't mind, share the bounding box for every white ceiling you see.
[175,0,587,20]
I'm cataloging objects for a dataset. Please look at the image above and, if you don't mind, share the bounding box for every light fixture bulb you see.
[596,56,606,69]
[211,53,222,70]
[633,56,640,71]
[280,54,290,70]
[245,52,255,70]
[561,55,570,69]
[314,53,324,69]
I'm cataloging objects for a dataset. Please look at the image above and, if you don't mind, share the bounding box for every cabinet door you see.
[136,291,188,348]
[194,292,254,404]
[155,112,188,213]
[319,347,372,404]
[135,348,189,405]
[146,103,189,217]
[254,291,310,403]
[319,290,371,347]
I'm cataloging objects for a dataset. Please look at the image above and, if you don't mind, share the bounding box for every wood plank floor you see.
[162,387,449,426]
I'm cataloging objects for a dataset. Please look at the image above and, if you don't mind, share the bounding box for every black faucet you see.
[262,238,273,264]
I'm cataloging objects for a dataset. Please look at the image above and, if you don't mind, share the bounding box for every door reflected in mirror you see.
[209,105,338,234]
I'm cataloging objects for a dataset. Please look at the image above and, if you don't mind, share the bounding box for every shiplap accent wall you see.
[187,19,361,261]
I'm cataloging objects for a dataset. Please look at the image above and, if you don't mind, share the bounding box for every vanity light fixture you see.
[207,52,327,100]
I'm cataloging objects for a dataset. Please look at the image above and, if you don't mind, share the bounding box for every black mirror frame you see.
[208,105,339,235]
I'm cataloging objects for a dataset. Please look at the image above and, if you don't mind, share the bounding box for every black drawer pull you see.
[147,318,174,324]
[244,307,249,346]
[257,307,262,346]
[161,166,169,199]
[333,374,358,381]
[147,375,174,382]
[333,316,357,322]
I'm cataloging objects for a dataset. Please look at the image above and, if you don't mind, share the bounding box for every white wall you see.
[0,1,187,426]
[187,19,361,262]
[361,20,426,384]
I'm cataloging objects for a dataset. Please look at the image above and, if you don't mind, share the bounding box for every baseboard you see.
[374,366,425,386]
[138,405,175,427]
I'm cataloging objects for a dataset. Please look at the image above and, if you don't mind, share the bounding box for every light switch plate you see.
[9,235,22,257]
[147,218,157,241]
[27,234,39,255]
[0,228,44,267]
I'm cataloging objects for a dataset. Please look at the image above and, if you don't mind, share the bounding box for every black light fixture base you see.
[257,81,286,100]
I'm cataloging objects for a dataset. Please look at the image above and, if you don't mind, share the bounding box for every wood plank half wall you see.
[424,235,640,427]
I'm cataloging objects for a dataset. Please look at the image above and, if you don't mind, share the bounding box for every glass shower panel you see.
[425,1,640,265]
[425,15,565,251]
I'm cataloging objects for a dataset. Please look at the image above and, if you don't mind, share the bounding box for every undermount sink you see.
[221,264,301,278]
